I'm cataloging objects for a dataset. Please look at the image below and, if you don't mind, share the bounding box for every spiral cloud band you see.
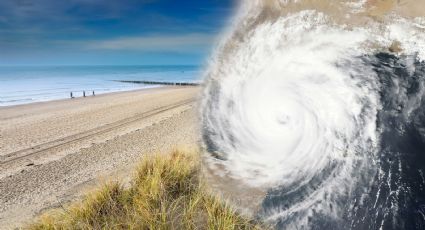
[202,0,425,229]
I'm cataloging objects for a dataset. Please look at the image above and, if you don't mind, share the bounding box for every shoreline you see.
[0,83,200,113]
[0,85,165,109]
[0,82,200,109]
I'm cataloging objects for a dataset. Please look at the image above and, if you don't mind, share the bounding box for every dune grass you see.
[29,150,264,230]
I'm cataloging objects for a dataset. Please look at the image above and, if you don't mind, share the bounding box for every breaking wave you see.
[202,1,425,229]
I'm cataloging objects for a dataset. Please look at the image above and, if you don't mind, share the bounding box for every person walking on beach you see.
[92,91,95,96]
[70,92,74,99]
[83,91,86,97]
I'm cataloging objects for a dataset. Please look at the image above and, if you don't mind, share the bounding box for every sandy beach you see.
[0,86,200,229]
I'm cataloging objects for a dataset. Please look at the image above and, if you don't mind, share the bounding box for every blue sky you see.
[0,0,235,66]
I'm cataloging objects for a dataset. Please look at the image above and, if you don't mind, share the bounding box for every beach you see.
[0,86,200,228]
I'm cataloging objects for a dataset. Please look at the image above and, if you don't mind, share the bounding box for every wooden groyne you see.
[70,90,95,99]
[115,80,200,86]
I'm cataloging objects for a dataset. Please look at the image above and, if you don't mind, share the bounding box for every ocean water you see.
[0,65,200,106]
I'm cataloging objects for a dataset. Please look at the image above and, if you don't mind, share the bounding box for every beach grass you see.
[29,150,264,230]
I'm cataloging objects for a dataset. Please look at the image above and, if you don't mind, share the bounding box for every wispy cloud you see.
[85,33,216,52]
[0,0,233,65]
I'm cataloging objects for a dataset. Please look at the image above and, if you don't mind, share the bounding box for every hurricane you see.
[201,1,425,229]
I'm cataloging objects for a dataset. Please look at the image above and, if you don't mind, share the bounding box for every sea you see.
[0,65,200,107]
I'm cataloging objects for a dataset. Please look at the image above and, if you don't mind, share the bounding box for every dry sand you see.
[0,86,200,229]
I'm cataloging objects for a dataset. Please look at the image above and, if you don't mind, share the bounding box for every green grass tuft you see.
[29,150,265,230]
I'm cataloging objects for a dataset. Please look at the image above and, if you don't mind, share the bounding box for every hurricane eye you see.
[277,114,290,125]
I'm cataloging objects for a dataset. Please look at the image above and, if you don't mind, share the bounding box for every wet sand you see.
[0,86,200,229]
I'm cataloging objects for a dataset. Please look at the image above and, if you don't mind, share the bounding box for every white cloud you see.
[86,33,216,52]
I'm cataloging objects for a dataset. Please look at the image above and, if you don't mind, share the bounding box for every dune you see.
[0,86,199,229]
